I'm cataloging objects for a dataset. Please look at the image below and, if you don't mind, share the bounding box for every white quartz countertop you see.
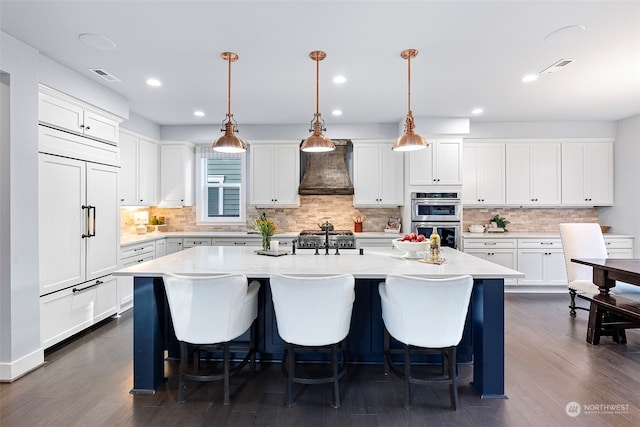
[120,231,399,246]
[113,245,524,280]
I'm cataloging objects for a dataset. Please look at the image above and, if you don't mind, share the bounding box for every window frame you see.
[196,154,246,225]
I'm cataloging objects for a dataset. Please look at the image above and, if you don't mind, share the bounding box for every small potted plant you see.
[490,214,510,232]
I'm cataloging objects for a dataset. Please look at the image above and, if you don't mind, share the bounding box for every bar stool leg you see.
[404,344,411,409]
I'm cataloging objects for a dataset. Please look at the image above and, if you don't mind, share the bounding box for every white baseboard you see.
[0,347,45,382]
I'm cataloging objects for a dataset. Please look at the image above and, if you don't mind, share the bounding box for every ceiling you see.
[1,1,639,127]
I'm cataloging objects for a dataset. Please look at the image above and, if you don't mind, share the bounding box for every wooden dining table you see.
[570,258,640,344]
[570,258,640,295]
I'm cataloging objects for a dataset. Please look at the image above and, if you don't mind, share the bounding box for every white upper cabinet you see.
[250,142,300,207]
[39,86,120,145]
[561,140,614,206]
[119,130,158,206]
[462,142,505,206]
[353,140,404,207]
[409,138,462,186]
[160,143,194,207]
[506,142,561,206]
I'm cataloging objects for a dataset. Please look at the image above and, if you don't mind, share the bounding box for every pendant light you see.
[392,49,427,152]
[301,51,335,153]
[212,52,247,153]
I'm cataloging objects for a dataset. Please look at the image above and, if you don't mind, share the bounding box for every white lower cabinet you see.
[463,239,518,286]
[40,275,117,349]
[155,239,166,258]
[211,237,261,247]
[604,237,634,258]
[517,239,567,287]
[118,241,155,313]
[166,238,184,254]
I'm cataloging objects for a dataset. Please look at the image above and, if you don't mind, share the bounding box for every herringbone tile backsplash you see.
[462,207,599,233]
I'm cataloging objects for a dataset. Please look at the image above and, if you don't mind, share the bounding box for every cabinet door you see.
[39,154,86,295]
[434,139,462,185]
[546,251,568,285]
[466,249,517,286]
[82,110,119,144]
[85,162,120,281]
[477,144,505,205]
[506,144,532,205]
[353,144,382,205]
[160,145,193,206]
[408,144,434,185]
[118,132,138,205]
[462,144,479,204]
[517,249,545,285]
[463,143,505,205]
[531,143,561,205]
[155,240,166,258]
[250,144,275,205]
[273,144,299,206]
[165,238,183,254]
[138,138,158,205]
[586,143,613,205]
[379,146,404,205]
[39,92,84,134]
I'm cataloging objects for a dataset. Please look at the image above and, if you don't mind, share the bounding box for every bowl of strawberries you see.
[393,233,428,259]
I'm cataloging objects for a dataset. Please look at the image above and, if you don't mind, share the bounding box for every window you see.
[196,147,246,223]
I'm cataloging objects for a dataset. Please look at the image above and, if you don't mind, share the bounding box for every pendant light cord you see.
[315,56,320,118]
[227,55,232,118]
[407,52,411,113]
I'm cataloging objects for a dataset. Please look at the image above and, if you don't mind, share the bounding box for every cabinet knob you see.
[120,198,125,202]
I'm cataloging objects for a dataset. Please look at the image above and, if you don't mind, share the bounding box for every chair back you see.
[163,273,257,344]
[380,275,473,348]
[269,274,355,346]
[559,223,608,283]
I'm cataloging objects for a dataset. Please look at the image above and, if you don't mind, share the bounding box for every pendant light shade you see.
[392,49,427,152]
[213,52,247,153]
[301,51,335,153]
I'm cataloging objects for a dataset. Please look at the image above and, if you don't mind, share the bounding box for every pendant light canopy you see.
[212,52,247,153]
[392,49,427,152]
[301,51,335,153]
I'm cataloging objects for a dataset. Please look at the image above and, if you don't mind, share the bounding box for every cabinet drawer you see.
[40,275,117,349]
[603,238,633,249]
[121,242,155,259]
[122,253,154,267]
[211,238,260,247]
[183,238,212,248]
[517,239,562,249]
[463,239,517,249]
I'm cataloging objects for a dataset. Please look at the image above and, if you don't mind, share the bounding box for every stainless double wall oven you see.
[410,192,461,249]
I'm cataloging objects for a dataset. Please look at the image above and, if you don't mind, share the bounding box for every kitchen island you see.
[114,246,522,399]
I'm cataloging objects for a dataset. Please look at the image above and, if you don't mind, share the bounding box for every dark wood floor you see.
[2,293,640,426]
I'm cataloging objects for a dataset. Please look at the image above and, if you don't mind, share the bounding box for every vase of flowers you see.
[254,212,276,251]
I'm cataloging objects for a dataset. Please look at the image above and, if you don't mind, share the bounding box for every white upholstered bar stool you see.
[269,273,356,408]
[163,273,260,404]
[379,274,473,410]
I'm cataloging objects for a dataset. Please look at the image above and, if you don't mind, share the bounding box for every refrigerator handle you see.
[90,205,96,237]
[81,205,91,238]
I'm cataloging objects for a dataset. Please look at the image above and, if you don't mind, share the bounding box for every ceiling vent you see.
[88,68,121,82]
[540,58,575,74]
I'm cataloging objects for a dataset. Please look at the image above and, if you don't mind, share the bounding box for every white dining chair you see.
[379,274,473,410]
[269,273,356,408]
[559,223,640,316]
[163,273,260,404]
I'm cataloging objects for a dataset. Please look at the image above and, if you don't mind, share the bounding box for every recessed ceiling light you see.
[332,109,343,116]
[522,74,539,83]
[333,75,346,84]
[146,78,162,87]
[194,111,205,117]
[78,33,116,51]
[545,25,586,44]
[471,108,483,115]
